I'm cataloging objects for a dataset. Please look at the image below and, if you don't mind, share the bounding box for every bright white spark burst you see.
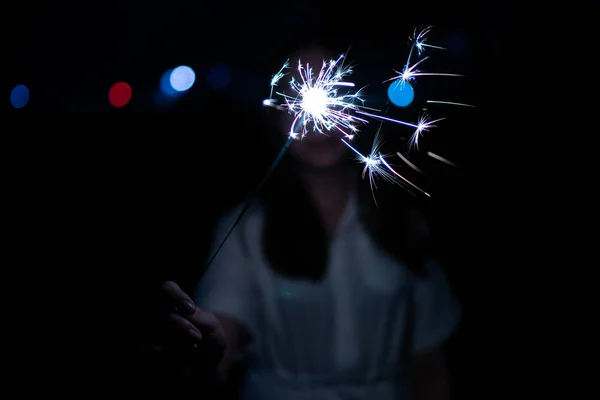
[264,53,367,139]
[262,27,471,198]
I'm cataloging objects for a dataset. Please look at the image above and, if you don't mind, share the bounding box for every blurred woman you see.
[164,47,460,400]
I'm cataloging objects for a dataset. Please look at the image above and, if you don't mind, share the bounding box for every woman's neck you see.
[299,164,354,235]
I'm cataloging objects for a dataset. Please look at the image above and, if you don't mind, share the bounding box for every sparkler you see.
[264,53,370,139]
[261,26,470,198]
[204,26,473,270]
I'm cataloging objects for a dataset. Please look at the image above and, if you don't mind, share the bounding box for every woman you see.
[163,48,460,399]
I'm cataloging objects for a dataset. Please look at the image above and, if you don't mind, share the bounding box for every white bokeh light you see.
[169,66,196,92]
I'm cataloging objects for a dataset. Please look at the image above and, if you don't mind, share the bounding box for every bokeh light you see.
[10,85,30,109]
[207,64,231,90]
[169,66,195,92]
[109,82,132,108]
[160,69,177,97]
[387,81,414,107]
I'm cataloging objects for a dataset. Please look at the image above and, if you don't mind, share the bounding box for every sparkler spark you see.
[267,53,367,139]
[427,151,457,167]
[263,99,285,111]
[385,56,463,85]
[427,100,476,108]
[411,26,446,55]
[356,110,444,152]
[342,124,430,203]
[407,114,445,151]
[269,59,289,100]
[396,151,424,174]
[378,27,466,161]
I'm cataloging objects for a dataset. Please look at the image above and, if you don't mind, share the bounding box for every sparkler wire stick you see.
[204,135,294,270]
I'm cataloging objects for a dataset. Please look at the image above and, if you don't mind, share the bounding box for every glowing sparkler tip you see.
[301,87,328,116]
[268,51,366,139]
[262,99,271,106]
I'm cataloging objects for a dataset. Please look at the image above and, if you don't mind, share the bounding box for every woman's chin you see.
[290,136,348,169]
[299,151,348,170]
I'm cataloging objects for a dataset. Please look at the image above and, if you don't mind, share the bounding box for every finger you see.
[162,281,196,315]
[186,310,225,346]
[167,312,204,344]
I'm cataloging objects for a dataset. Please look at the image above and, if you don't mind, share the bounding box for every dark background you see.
[5,1,588,397]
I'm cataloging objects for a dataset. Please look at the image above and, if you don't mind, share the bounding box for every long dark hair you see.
[256,129,433,282]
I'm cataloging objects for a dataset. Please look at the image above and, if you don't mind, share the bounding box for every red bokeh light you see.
[108,82,132,108]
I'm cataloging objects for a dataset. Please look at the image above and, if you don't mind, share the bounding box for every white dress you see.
[195,194,460,400]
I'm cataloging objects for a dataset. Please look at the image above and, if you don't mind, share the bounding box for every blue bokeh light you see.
[207,64,231,90]
[169,66,196,92]
[160,69,177,97]
[387,80,414,107]
[10,85,30,109]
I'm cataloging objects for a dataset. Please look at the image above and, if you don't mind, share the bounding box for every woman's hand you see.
[160,281,226,373]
